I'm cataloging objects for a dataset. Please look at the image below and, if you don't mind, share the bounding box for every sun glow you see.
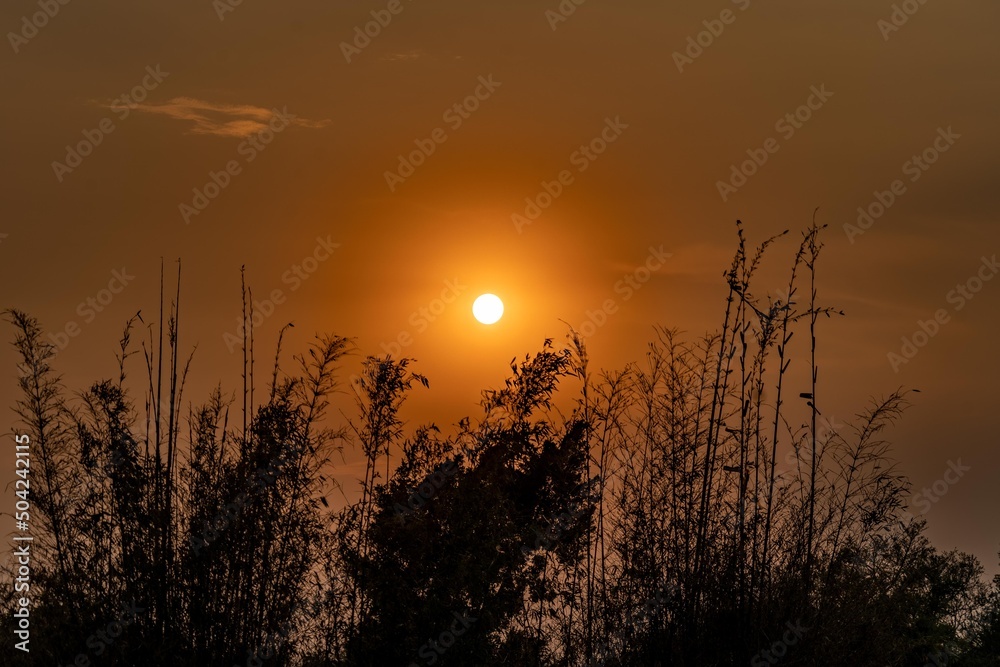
[472,293,504,325]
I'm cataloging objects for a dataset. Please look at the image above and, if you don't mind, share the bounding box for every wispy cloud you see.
[379,50,466,63]
[381,50,424,62]
[127,97,328,138]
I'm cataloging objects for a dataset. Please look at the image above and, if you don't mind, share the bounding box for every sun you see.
[472,293,504,325]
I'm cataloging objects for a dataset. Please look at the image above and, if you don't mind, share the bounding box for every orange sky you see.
[1,0,999,572]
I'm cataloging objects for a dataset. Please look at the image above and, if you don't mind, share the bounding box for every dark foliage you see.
[3,226,999,666]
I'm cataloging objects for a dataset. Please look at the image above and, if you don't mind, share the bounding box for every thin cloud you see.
[379,50,466,63]
[128,96,328,138]
[381,50,424,62]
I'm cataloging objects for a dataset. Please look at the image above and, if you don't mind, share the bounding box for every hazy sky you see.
[1,0,999,572]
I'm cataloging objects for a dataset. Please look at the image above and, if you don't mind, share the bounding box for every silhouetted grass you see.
[2,225,999,666]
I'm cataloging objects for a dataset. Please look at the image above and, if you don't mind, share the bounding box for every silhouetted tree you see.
[4,225,998,667]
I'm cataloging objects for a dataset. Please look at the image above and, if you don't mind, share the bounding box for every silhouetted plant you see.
[3,224,998,667]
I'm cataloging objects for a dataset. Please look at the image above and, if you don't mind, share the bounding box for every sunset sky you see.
[1,0,999,572]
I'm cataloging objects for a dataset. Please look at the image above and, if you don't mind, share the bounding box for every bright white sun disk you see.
[473,294,504,324]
